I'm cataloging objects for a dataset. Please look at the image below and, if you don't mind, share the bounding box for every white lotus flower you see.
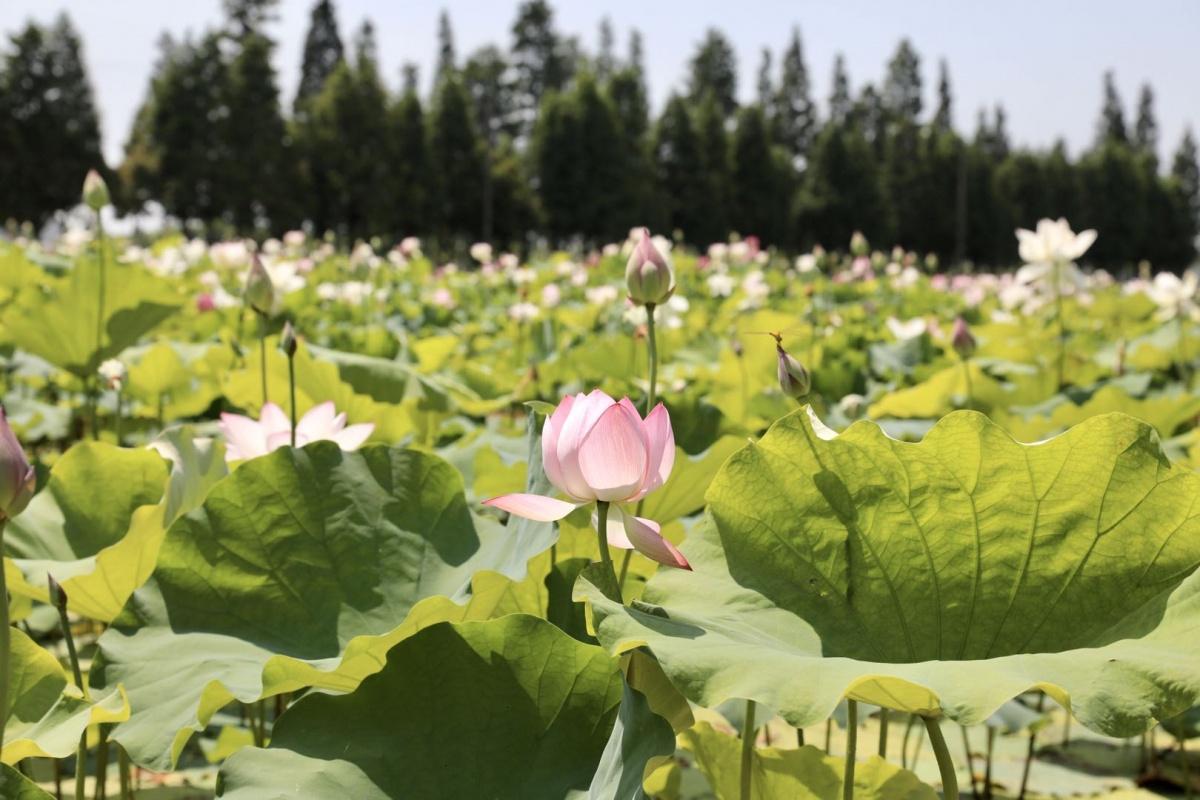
[219,402,374,463]
[886,317,927,341]
[1145,270,1200,321]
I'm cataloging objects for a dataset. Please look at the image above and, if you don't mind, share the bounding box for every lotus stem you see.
[118,747,131,800]
[843,700,857,800]
[911,723,926,771]
[901,714,915,768]
[740,699,757,800]
[923,716,958,800]
[75,732,86,800]
[93,725,108,800]
[962,725,979,799]
[825,717,833,753]
[878,708,889,758]
[644,303,658,414]
[1018,693,1047,800]
[0,523,9,750]
[593,501,620,603]
[93,211,107,442]
[796,726,805,747]
[1183,734,1192,800]
[113,388,123,446]
[258,312,269,407]
[287,353,297,448]
[961,357,974,410]
[985,726,995,800]
[1062,713,1071,749]
[1054,262,1066,389]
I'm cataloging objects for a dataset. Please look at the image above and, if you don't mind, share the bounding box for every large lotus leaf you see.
[0,764,54,799]
[4,442,168,618]
[3,430,224,622]
[2,627,129,764]
[680,722,935,799]
[868,362,1013,418]
[92,442,553,769]
[4,259,181,377]
[579,409,1200,739]
[216,616,623,800]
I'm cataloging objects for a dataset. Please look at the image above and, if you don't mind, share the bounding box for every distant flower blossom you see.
[219,401,374,463]
[509,302,540,322]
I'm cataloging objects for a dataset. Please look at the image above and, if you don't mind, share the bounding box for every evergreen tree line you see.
[2,0,1198,269]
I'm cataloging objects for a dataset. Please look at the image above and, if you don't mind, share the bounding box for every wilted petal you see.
[483,493,578,521]
[577,403,649,502]
[622,512,691,569]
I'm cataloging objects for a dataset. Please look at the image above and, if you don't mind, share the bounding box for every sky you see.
[6,0,1199,166]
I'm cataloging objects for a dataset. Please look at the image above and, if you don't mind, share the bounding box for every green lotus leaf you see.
[4,442,168,619]
[680,721,935,799]
[0,763,54,799]
[4,259,181,377]
[579,409,1200,739]
[588,677,676,799]
[216,616,623,800]
[91,442,554,769]
[2,626,130,764]
[4,429,225,622]
[994,385,1200,442]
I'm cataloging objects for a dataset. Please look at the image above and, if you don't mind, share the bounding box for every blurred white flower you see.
[498,253,519,270]
[283,230,306,250]
[511,267,537,286]
[707,272,735,298]
[400,236,422,257]
[470,242,494,264]
[886,317,927,341]
[509,302,540,322]
[795,253,817,273]
[541,283,562,308]
[1146,270,1200,321]
[431,287,456,309]
[210,240,252,270]
[262,238,282,256]
[1016,218,1097,266]
[586,285,619,305]
[98,358,127,391]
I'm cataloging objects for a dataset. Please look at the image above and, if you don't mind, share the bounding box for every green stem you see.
[93,725,108,800]
[75,731,86,800]
[118,747,131,800]
[878,708,889,758]
[924,717,958,800]
[1054,264,1066,389]
[844,700,857,800]
[796,726,805,747]
[740,699,757,800]
[0,524,9,751]
[258,313,269,408]
[645,303,658,414]
[961,358,974,411]
[617,549,632,592]
[962,725,979,799]
[288,354,297,448]
[901,714,915,768]
[94,213,107,444]
[825,718,832,753]
[985,727,995,800]
[1018,693,1046,800]
[593,502,620,603]
[114,390,122,446]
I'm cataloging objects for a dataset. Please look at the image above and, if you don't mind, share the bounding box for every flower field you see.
[2,190,1200,799]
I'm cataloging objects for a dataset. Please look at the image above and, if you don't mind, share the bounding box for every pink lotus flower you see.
[219,401,374,463]
[0,406,36,522]
[484,390,690,569]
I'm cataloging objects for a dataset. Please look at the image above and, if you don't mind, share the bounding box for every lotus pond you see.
[2,213,1200,799]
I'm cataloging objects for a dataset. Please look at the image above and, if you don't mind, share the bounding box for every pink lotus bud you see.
[625,228,675,306]
[82,169,110,211]
[483,390,689,569]
[0,406,36,523]
[196,293,216,312]
[952,317,977,359]
[243,255,274,314]
[777,345,811,399]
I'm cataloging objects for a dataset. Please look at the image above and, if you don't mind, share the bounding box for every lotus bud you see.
[82,169,110,211]
[280,321,298,357]
[0,406,36,524]
[98,358,127,391]
[850,231,869,257]
[244,255,274,314]
[777,344,811,399]
[951,317,977,359]
[625,228,675,306]
[47,574,68,611]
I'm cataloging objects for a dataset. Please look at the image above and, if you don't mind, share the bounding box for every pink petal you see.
[265,429,297,452]
[640,402,675,494]
[332,423,374,450]
[556,390,615,499]
[483,493,578,521]
[622,513,691,569]
[594,507,634,549]
[541,394,575,497]
[297,401,338,440]
[577,403,648,502]
[259,403,292,438]
[219,412,268,461]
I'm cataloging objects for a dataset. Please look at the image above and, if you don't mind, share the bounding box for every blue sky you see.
[7,0,1199,166]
